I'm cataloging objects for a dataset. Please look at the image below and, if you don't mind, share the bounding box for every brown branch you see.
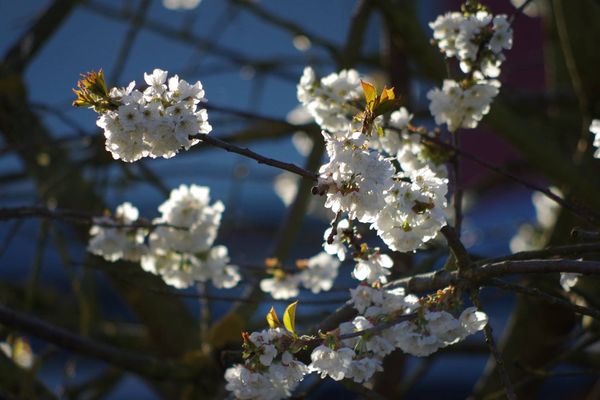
[440,225,471,271]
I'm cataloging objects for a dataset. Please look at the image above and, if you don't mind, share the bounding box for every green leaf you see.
[266,306,281,329]
[283,301,298,334]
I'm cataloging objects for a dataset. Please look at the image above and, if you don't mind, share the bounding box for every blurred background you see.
[1,0,600,398]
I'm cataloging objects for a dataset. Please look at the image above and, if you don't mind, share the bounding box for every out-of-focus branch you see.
[2,0,79,73]
[0,303,204,380]
[488,278,600,320]
[228,0,341,59]
[109,0,151,86]
[419,133,600,224]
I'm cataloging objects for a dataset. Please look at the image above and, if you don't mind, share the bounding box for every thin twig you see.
[487,278,600,320]
[509,0,537,24]
[109,0,151,86]
[420,134,600,224]
[469,290,517,400]
[192,133,318,180]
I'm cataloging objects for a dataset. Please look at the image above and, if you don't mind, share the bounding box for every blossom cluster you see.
[91,69,211,162]
[348,286,487,357]
[427,7,512,132]
[225,285,488,399]
[225,328,309,400]
[87,184,240,289]
[430,10,512,77]
[316,129,449,256]
[260,252,340,300]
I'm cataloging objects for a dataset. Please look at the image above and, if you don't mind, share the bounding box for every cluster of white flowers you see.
[427,8,512,132]
[227,284,486,399]
[297,67,363,134]
[88,185,240,289]
[299,69,449,256]
[318,131,396,223]
[430,10,512,77]
[373,165,449,253]
[427,79,500,133]
[317,131,448,256]
[347,285,488,357]
[96,69,211,162]
[260,252,340,300]
[590,119,600,158]
[306,285,487,391]
[225,328,309,400]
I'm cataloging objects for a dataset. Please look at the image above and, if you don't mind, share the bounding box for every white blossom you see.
[353,252,394,284]
[88,202,147,262]
[560,272,581,292]
[372,165,448,253]
[309,345,355,381]
[393,321,443,357]
[299,251,340,293]
[322,218,350,261]
[318,131,395,223]
[347,357,383,383]
[427,79,500,132]
[260,274,301,300]
[459,307,488,335]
